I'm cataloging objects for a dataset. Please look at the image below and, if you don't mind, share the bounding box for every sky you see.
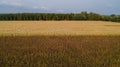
[0,0,120,15]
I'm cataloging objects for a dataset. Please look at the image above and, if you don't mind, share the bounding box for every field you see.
[0,21,120,67]
[0,21,120,36]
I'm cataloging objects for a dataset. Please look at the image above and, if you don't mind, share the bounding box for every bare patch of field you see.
[0,21,120,36]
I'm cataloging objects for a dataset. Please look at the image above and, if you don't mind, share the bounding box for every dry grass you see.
[0,36,120,67]
[0,21,120,36]
[0,21,120,67]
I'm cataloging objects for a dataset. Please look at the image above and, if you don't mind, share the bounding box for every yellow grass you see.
[0,21,120,36]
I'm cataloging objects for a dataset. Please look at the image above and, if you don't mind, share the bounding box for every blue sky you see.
[0,0,120,14]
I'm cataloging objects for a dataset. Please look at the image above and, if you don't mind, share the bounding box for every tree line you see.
[0,12,120,22]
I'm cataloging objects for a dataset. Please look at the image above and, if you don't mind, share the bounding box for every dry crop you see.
[0,21,120,36]
[0,36,120,67]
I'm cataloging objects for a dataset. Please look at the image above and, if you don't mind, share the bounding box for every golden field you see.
[0,21,120,36]
[0,21,120,67]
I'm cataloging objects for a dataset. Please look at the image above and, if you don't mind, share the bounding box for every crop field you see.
[0,36,120,67]
[0,21,120,67]
[0,21,120,36]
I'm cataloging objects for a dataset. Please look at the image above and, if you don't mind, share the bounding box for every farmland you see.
[0,21,120,67]
[0,36,120,67]
[0,21,120,36]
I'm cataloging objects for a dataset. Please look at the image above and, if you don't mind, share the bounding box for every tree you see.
[0,12,119,22]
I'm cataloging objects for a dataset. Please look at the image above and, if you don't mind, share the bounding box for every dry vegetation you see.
[0,21,120,67]
[0,21,120,36]
[0,36,120,67]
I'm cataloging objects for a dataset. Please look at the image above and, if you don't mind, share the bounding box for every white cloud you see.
[32,6,49,10]
[0,0,22,6]
[40,6,48,10]
[56,9,65,13]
